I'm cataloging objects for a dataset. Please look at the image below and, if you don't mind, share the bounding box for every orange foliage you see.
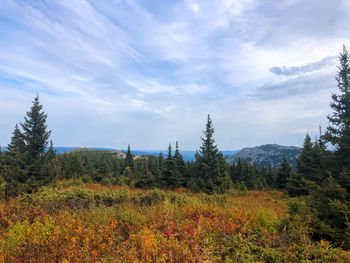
[0,185,348,262]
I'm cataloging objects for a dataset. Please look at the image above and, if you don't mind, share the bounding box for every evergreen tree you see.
[310,140,329,184]
[265,163,277,189]
[158,152,164,170]
[125,144,134,171]
[162,144,178,189]
[7,124,25,154]
[2,96,53,194]
[296,134,315,180]
[277,156,292,189]
[42,140,60,184]
[135,160,155,188]
[64,152,85,179]
[2,124,27,195]
[21,95,51,164]
[46,140,56,161]
[325,45,350,171]
[286,173,308,197]
[234,158,243,183]
[174,141,186,187]
[297,133,329,186]
[195,115,231,194]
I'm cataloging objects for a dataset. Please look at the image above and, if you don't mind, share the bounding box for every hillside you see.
[226,144,301,169]
[1,183,348,262]
[53,147,240,161]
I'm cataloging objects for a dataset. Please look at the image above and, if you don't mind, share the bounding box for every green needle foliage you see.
[194,115,230,194]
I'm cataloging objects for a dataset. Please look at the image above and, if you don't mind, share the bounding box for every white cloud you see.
[87,99,114,106]
[187,0,200,14]
[131,99,146,107]
[0,0,348,149]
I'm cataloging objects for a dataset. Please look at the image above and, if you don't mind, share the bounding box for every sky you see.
[0,0,349,150]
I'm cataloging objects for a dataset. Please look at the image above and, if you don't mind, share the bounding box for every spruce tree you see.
[22,96,53,189]
[3,96,53,194]
[46,140,56,161]
[162,144,178,189]
[21,95,51,164]
[325,45,350,170]
[2,124,27,194]
[174,141,186,187]
[7,124,25,154]
[265,163,277,189]
[296,134,316,181]
[277,156,292,189]
[42,140,60,184]
[195,115,230,194]
[125,144,134,171]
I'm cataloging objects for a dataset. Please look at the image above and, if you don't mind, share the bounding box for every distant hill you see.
[53,147,240,161]
[54,147,117,154]
[128,150,240,162]
[225,144,301,169]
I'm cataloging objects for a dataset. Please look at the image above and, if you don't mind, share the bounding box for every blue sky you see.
[0,0,349,150]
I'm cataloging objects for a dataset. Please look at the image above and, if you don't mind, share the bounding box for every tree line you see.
[0,46,349,248]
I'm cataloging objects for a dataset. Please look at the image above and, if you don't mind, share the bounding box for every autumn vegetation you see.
[0,183,349,262]
[0,46,349,262]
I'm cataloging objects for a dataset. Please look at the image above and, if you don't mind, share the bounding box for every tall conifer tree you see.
[7,124,26,155]
[21,95,51,164]
[195,115,230,194]
[277,156,292,189]
[325,45,350,170]
[162,144,178,189]
[296,134,315,180]
[174,141,186,187]
[125,144,134,171]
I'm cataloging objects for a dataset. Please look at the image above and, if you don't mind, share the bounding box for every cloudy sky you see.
[0,0,349,150]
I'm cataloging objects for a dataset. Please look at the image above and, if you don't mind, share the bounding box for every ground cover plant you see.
[0,183,349,262]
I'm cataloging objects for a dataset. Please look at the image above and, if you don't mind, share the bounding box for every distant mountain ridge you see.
[52,147,240,162]
[2,145,300,167]
[225,144,301,169]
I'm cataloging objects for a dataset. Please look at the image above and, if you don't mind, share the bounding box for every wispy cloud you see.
[250,71,336,100]
[269,56,337,76]
[0,0,348,149]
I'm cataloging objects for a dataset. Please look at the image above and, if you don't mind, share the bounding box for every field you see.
[0,182,349,263]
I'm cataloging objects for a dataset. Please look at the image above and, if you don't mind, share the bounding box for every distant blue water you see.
[1,147,240,161]
[120,150,240,161]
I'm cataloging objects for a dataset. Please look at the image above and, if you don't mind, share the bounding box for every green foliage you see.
[195,115,231,194]
[162,144,179,189]
[277,156,292,190]
[135,188,165,206]
[325,45,350,170]
[1,185,349,262]
[1,96,55,195]
[125,144,134,171]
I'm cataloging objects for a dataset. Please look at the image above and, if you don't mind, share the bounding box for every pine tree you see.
[296,134,315,179]
[42,140,60,184]
[277,156,292,189]
[162,144,178,189]
[310,140,329,184]
[2,124,27,194]
[21,95,51,164]
[46,140,56,161]
[64,152,85,179]
[2,96,53,194]
[265,163,277,189]
[7,124,25,154]
[195,115,231,194]
[135,160,155,188]
[325,45,350,170]
[125,144,134,171]
[174,141,186,187]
